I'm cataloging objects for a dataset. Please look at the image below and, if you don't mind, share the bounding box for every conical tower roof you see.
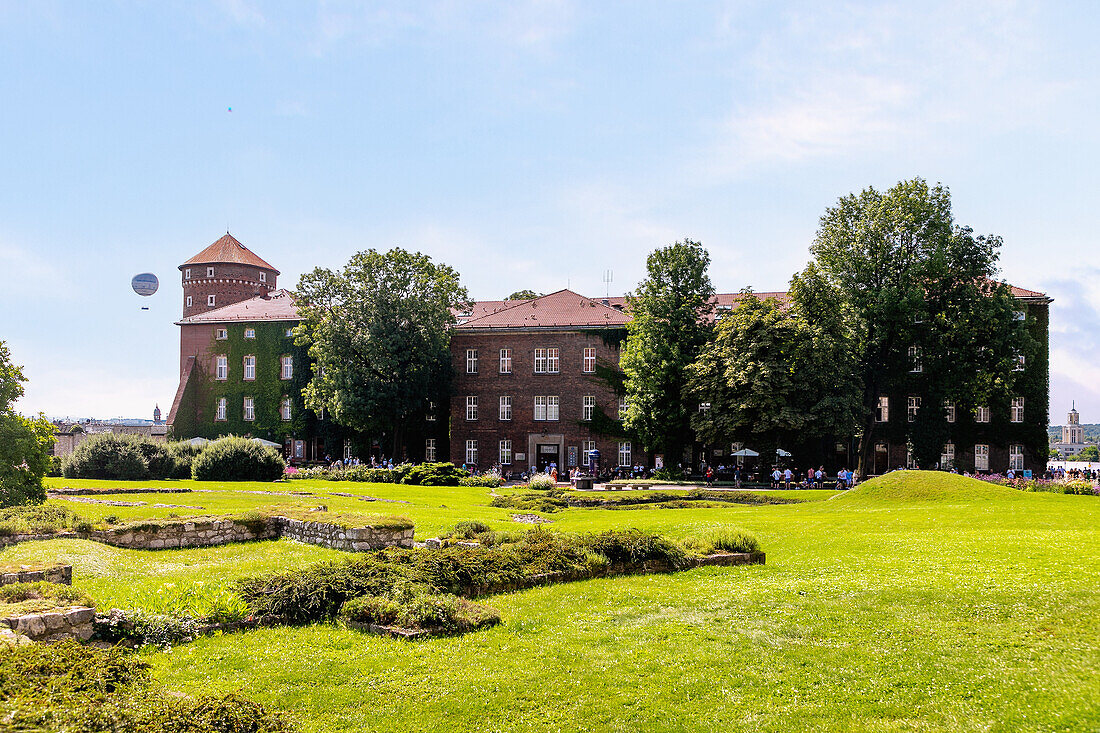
[180,233,279,274]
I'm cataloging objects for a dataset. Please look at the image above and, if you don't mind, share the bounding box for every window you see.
[466,349,478,374]
[1013,352,1026,372]
[500,440,512,465]
[466,396,478,421]
[285,328,294,337]
[945,400,956,423]
[499,396,512,421]
[699,402,711,412]
[618,396,628,420]
[184,268,191,280]
[425,439,436,462]
[534,348,559,373]
[908,396,920,423]
[215,355,228,380]
[583,347,596,373]
[280,355,293,380]
[216,328,228,340]
[244,328,255,339]
[344,440,353,461]
[534,396,547,421]
[909,346,922,373]
[281,396,292,421]
[215,397,227,421]
[582,440,596,466]
[426,401,436,422]
[546,396,559,421]
[618,441,631,466]
[1011,397,1024,423]
[186,296,193,307]
[243,396,255,421]
[207,294,216,307]
[499,349,512,374]
[975,406,990,423]
[582,396,595,421]
[206,266,214,277]
[974,444,989,471]
[876,396,889,423]
[941,442,955,469]
[465,440,478,465]
[259,272,266,283]
[906,445,918,469]
[1013,309,1026,321]
[1009,444,1024,470]
[875,441,888,454]
[243,355,256,381]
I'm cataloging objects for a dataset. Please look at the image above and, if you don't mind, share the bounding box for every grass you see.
[2,471,1098,731]
[0,581,94,616]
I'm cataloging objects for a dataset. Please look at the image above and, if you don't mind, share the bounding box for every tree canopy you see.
[505,290,541,301]
[295,248,469,457]
[0,341,54,506]
[620,239,714,465]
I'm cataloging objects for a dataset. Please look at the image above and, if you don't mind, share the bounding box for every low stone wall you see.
[49,487,193,495]
[0,532,79,550]
[1,565,72,586]
[89,518,279,550]
[277,518,414,551]
[1,606,95,643]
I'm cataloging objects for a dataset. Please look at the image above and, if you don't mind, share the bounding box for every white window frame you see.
[908,396,920,423]
[259,272,266,283]
[466,349,478,374]
[1009,444,1024,471]
[941,442,955,468]
[281,396,292,421]
[499,348,512,374]
[243,355,256,381]
[534,396,547,421]
[499,395,512,421]
[1013,352,1026,372]
[618,441,631,467]
[547,348,559,373]
[466,395,478,421]
[207,294,216,307]
[945,400,956,423]
[582,396,595,421]
[1013,309,1026,321]
[618,396,628,420]
[465,440,478,465]
[216,397,227,422]
[206,266,215,277]
[906,446,918,469]
[215,355,228,381]
[426,401,436,422]
[583,347,596,373]
[908,346,922,373]
[500,440,512,465]
[876,396,889,423]
[975,406,990,423]
[215,328,228,340]
[974,444,989,471]
[425,439,436,462]
[244,328,255,339]
[546,395,559,421]
[186,296,193,308]
[243,396,255,421]
[1011,397,1024,423]
[184,268,191,280]
[285,328,294,337]
[281,355,293,380]
[582,440,596,467]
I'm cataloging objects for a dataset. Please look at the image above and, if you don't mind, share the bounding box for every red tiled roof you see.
[1008,284,1049,300]
[180,234,280,274]
[456,289,631,330]
[175,289,300,325]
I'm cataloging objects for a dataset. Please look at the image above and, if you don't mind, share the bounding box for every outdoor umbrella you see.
[731,448,759,457]
[251,438,282,448]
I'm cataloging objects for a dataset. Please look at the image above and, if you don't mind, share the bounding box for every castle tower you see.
[1063,403,1083,445]
[179,233,280,318]
[153,404,162,424]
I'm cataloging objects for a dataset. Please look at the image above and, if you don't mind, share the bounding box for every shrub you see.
[402,462,468,486]
[340,589,500,634]
[580,529,689,568]
[166,441,204,479]
[489,490,568,513]
[652,467,686,481]
[449,520,492,539]
[526,473,556,490]
[459,474,504,488]
[46,455,62,477]
[0,503,81,537]
[63,433,149,480]
[0,641,297,732]
[1063,480,1099,496]
[191,436,286,481]
[681,528,761,556]
[0,581,95,615]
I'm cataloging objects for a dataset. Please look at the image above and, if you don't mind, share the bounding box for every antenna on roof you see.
[603,269,613,297]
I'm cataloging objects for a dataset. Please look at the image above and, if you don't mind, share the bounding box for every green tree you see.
[505,290,541,300]
[1074,445,1100,462]
[808,178,1033,477]
[620,239,714,466]
[0,341,54,506]
[295,248,469,457]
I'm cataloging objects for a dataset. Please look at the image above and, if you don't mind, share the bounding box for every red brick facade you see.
[180,262,278,319]
[448,329,641,473]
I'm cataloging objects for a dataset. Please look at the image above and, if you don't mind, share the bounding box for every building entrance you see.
[536,444,560,473]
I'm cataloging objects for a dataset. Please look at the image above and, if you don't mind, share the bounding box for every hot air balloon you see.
[131,273,159,297]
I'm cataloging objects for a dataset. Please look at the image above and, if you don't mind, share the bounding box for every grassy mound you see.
[838,470,1023,504]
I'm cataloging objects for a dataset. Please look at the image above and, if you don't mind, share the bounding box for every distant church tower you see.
[178,233,280,318]
[153,405,162,425]
[1063,403,1084,445]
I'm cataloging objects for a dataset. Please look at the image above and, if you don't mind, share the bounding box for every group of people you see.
[769,466,855,490]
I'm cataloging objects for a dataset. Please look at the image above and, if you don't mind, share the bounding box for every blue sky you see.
[2,1,1098,423]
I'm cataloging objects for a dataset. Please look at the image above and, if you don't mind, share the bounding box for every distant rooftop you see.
[180,233,280,274]
[176,289,299,325]
[455,289,631,330]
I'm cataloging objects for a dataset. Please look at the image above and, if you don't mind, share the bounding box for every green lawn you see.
[5,472,1099,731]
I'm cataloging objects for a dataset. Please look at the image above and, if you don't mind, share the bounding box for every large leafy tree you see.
[295,248,469,458]
[620,239,715,466]
[808,178,1033,477]
[0,341,55,506]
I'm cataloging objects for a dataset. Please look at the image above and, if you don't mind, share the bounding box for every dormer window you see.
[207,266,215,277]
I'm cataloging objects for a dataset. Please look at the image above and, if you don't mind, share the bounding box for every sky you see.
[1,0,1098,423]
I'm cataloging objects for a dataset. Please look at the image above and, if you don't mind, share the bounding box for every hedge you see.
[190,437,285,481]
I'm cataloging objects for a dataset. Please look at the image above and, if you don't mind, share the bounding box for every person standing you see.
[783,467,793,490]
